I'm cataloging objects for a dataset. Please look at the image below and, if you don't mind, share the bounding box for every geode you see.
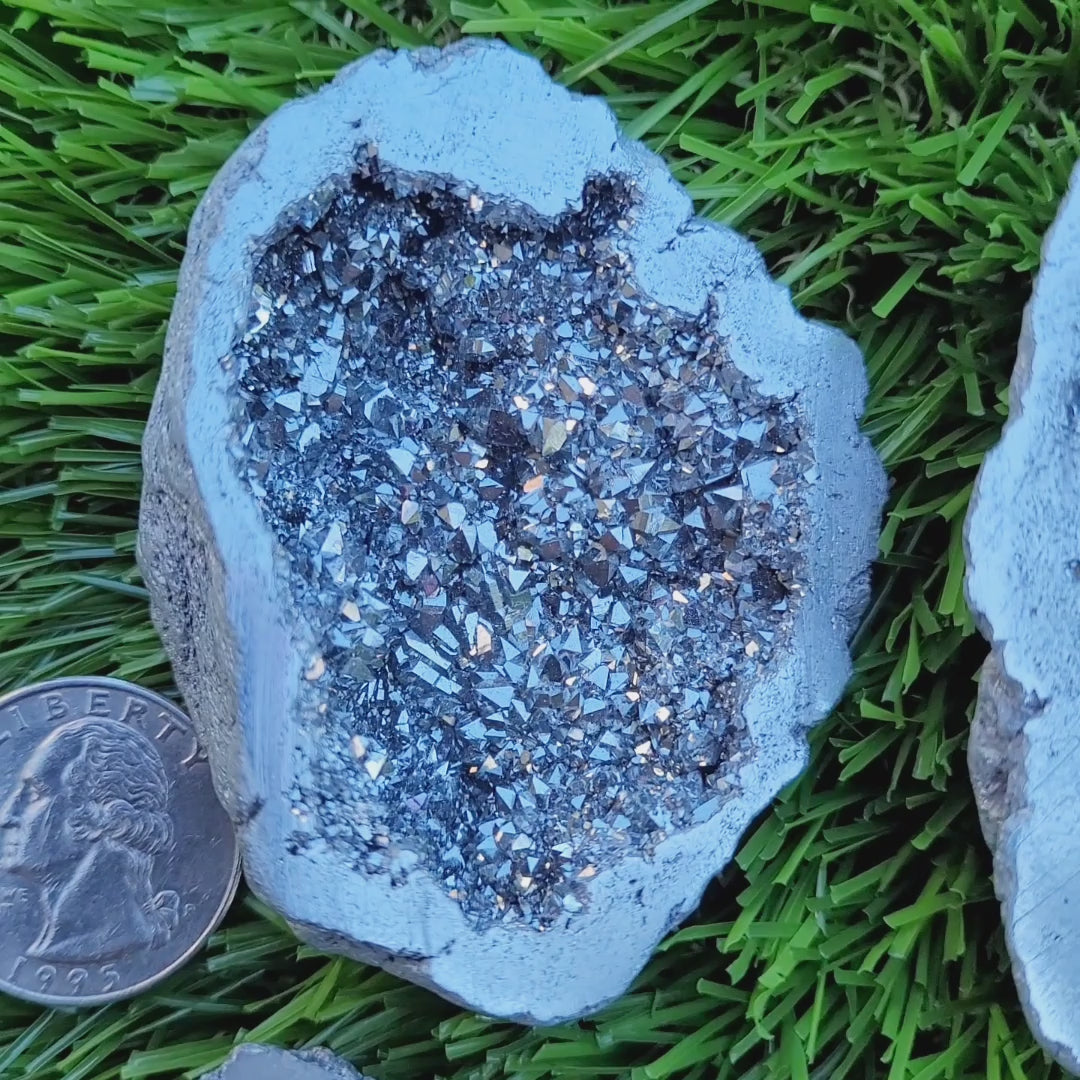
[138,40,884,1023]
[966,162,1080,1073]
[207,1046,365,1080]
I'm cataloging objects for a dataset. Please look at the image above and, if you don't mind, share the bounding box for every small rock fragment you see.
[206,1045,367,1080]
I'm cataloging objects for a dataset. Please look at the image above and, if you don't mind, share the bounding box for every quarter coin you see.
[0,677,240,1006]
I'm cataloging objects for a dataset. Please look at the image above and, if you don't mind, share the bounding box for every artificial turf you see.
[0,0,1075,1077]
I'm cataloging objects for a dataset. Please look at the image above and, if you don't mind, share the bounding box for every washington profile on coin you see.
[0,677,239,1006]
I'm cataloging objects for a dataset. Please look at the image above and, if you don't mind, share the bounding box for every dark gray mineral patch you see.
[138,40,884,1023]
[965,162,1080,1074]
[207,1045,365,1080]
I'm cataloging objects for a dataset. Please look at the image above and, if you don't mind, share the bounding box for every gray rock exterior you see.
[965,162,1080,1074]
[206,1045,365,1080]
[138,40,884,1023]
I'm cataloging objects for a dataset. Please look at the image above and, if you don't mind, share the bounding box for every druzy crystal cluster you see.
[232,155,811,927]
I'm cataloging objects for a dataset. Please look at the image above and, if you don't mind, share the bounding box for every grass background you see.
[0,0,1075,1077]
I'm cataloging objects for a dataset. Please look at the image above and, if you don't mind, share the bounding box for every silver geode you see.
[138,40,884,1022]
[207,1046,365,1080]
[966,161,1080,1073]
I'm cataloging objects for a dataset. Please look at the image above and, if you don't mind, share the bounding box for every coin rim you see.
[0,675,241,1007]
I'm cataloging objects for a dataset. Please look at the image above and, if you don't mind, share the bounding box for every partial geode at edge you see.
[207,1046,365,1080]
[965,163,1080,1074]
[138,40,884,1023]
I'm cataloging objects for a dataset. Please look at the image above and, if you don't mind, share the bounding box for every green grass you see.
[0,0,1075,1077]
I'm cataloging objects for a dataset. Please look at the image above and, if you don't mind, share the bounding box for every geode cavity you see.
[966,161,1080,1074]
[138,40,884,1023]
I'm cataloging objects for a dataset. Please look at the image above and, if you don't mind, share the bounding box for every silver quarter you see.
[0,677,239,1006]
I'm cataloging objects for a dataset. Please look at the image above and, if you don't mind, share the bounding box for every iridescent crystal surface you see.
[232,154,812,927]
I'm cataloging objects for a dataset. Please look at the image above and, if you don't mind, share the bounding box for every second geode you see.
[965,161,1080,1074]
[138,40,884,1022]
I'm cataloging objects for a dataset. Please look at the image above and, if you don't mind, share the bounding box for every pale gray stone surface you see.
[206,1045,365,1080]
[966,162,1080,1075]
[138,40,884,1023]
